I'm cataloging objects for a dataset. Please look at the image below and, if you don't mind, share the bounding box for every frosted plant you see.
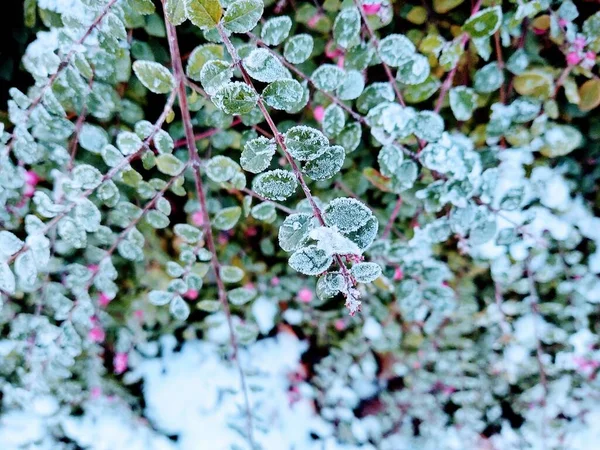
[1,0,600,448]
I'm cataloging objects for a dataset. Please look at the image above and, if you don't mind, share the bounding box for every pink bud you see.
[325,42,343,59]
[334,319,346,331]
[566,51,582,65]
[133,309,144,320]
[574,37,587,50]
[184,289,198,300]
[25,171,40,187]
[313,105,325,122]
[113,352,128,375]
[307,14,322,28]
[192,210,204,227]
[98,292,112,308]
[90,386,102,399]
[362,3,381,15]
[586,51,596,60]
[245,226,258,237]
[23,184,36,198]
[298,287,313,303]
[271,277,280,286]
[88,326,105,343]
[393,267,404,281]
[244,282,255,290]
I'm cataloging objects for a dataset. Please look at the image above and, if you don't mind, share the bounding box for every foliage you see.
[1,0,600,448]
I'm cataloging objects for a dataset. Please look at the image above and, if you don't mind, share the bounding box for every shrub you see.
[1,0,600,448]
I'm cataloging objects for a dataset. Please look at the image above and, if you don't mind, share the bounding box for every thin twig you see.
[382,196,403,240]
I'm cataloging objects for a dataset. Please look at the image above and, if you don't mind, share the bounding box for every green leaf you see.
[322,104,345,138]
[197,299,221,312]
[117,131,143,155]
[186,44,224,81]
[146,210,170,229]
[578,79,600,112]
[289,245,333,275]
[351,262,382,283]
[303,145,345,181]
[284,126,329,161]
[284,34,314,64]
[174,223,203,243]
[462,6,502,39]
[228,286,257,305]
[263,79,303,110]
[333,7,360,49]
[212,82,259,114]
[261,16,292,46]
[474,62,505,94]
[0,262,15,294]
[0,231,24,258]
[312,64,345,92]
[378,34,415,67]
[73,164,103,189]
[221,265,244,283]
[337,70,365,101]
[240,136,277,173]
[200,60,233,95]
[184,0,223,30]
[279,213,314,252]
[323,197,373,233]
[251,202,277,222]
[132,60,175,94]
[449,86,478,120]
[74,199,101,232]
[206,155,240,182]
[252,169,297,201]
[165,0,187,25]
[396,54,430,85]
[213,206,242,230]
[223,0,263,33]
[243,48,289,83]
[170,295,190,320]
[156,154,185,176]
[149,290,175,306]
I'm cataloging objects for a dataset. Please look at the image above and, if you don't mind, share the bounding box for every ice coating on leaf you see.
[240,136,276,174]
[213,206,242,230]
[462,6,503,39]
[344,215,379,250]
[206,155,240,183]
[414,111,444,141]
[322,104,346,138]
[311,65,345,92]
[0,231,24,258]
[378,144,404,178]
[243,48,290,83]
[474,62,505,93]
[186,44,224,81]
[200,60,234,96]
[336,70,365,101]
[324,197,373,233]
[116,131,142,156]
[351,262,382,283]
[149,290,174,306]
[212,81,259,114]
[378,34,416,67]
[278,213,314,252]
[396,53,430,85]
[261,16,292,46]
[316,271,345,299]
[262,79,304,111]
[309,226,362,256]
[73,164,103,189]
[333,7,360,49]
[283,34,314,64]
[303,145,345,181]
[251,202,276,222]
[222,0,263,33]
[0,262,15,294]
[170,295,190,320]
[252,169,297,201]
[288,245,333,275]
[132,60,174,94]
[449,86,478,121]
[79,124,108,154]
[284,126,329,161]
[367,102,416,145]
[74,198,101,232]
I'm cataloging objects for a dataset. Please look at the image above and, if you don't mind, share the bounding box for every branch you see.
[164,17,256,448]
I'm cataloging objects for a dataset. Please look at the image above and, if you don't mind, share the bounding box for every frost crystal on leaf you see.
[288,245,333,275]
[278,213,314,252]
[243,48,290,83]
[378,34,416,67]
[240,136,277,174]
[261,16,292,46]
[132,60,175,94]
[252,169,297,201]
[284,126,329,161]
[323,197,373,233]
[283,34,314,64]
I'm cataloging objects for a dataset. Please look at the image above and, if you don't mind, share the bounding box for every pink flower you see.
[98,292,112,308]
[586,51,596,60]
[298,287,313,303]
[192,210,204,227]
[393,267,404,281]
[334,319,346,331]
[88,326,105,343]
[566,51,582,65]
[25,171,40,186]
[313,105,325,122]
[271,277,280,287]
[363,2,381,15]
[133,309,144,320]
[184,289,198,300]
[113,352,128,375]
[245,226,258,237]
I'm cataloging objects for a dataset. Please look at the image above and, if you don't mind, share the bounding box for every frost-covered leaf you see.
[345,215,378,250]
[0,262,15,294]
[154,130,174,154]
[149,290,174,306]
[309,226,362,256]
[261,16,292,46]
[253,169,297,201]
[333,7,360,49]
[15,250,37,287]
[165,0,186,25]
[132,61,174,94]
[251,202,276,222]
[312,65,345,92]
[449,86,477,120]
[221,265,244,283]
[474,62,505,94]
[540,124,583,157]
[303,145,345,180]
[241,136,276,173]
[322,104,345,138]
[462,6,502,39]
[288,245,333,275]
[228,286,257,305]
[174,223,203,243]
[243,48,289,83]
[184,0,222,30]
[206,155,240,183]
[284,126,329,161]
[80,124,108,154]
[378,144,404,178]
[413,111,444,141]
[378,34,415,67]
[73,164,103,189]
[396,54,430,85]
[156,154,185,176]
[58,217,87,249]
[263,79,303,110]
[351,262,382,283]
[117,131,143,156]
[212,82,259,114]
[74,199,101,233]
[317,272,344,299]
[279,213,314,252]
[200,60,234,96]
[284,34,313,64]
[170,295,190,320]
[146,210,170,229]
[0,231,24,258]
[186,44,224,80]
[223,0,263,33]
[338,122,362,153]
[324,197,373,233]
[213,206,242,230]
[337,70,365,100]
